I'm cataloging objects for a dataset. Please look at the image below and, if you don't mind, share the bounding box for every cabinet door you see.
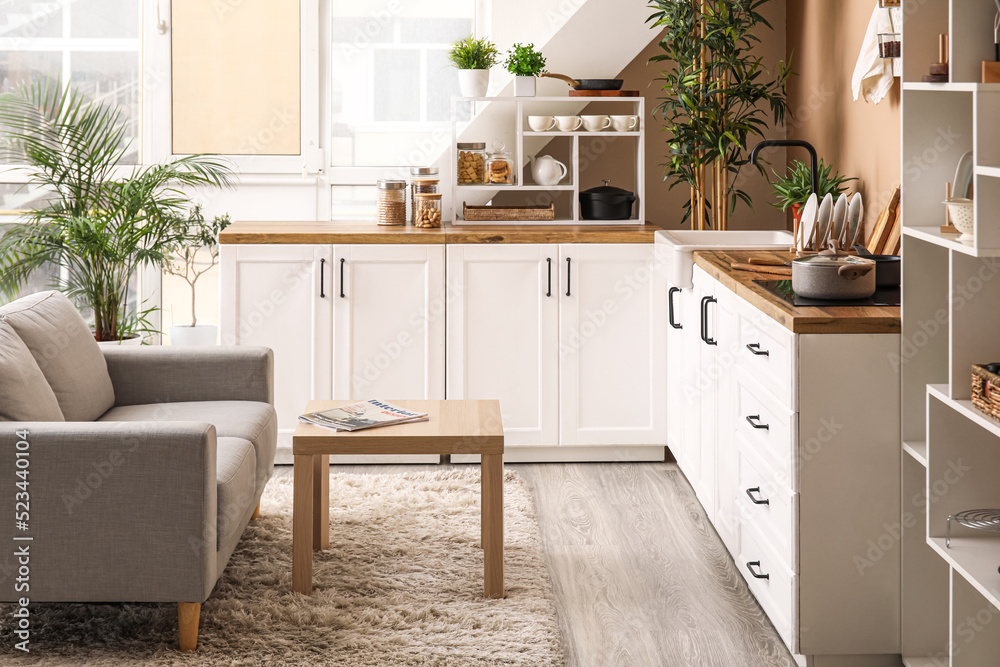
[446,244,558,447]
[712,287,740,552]
[692,269,718,517]
[559,244,667,447]
[666,282,691,464]
[679,281,703,491]
[334,244,445,400]
[220,244,333,453]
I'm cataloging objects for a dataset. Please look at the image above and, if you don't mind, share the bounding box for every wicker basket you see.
[972,364,1000,421]
[462,202,555,222]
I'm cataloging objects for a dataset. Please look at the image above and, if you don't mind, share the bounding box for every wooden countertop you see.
[219,221,661,245]
[694,250,900,334]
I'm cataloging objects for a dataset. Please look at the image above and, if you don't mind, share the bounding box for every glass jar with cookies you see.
[456,142,486,185]
[485,140,514,185]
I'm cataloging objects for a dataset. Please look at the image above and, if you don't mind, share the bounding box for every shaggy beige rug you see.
[1,468,564,666]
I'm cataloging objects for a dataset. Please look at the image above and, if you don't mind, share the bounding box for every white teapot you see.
[528,154,568,186]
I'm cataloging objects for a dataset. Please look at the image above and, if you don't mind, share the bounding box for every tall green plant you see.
[647,0,793,226]
[0,79,235,341]
[447,35,499,70]
[769,159,856,211]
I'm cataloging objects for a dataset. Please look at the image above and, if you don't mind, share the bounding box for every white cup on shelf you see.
[554,115,583,132]
[527,115,557,132]
[581,115,612,132]
[610,115,639,132]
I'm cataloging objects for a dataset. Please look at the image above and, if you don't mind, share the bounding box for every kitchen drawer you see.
[735,306,796,409]
[739,524,797,652]
[733,367,797,488]
[735,432,797,571]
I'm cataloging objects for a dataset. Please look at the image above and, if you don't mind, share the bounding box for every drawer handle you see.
[746,414,770,430]
[746,561,770,580]
[700,296,717,346]
[746,487,770,505]
[319,258,326,298]
[339,258,346,298]
[669,287,682,330]
[746,343,769,356]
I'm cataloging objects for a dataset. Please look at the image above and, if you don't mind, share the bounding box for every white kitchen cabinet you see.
[220,244,333,453]
[334,245,445,400]
[446,244,559,448]
[559,244,666,447]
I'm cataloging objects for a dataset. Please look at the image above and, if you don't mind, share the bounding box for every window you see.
[0,0,142,164]
[329,0,475,168]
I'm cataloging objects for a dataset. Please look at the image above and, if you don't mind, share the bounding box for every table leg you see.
[313,454,330,550]
[481,453,504,599]
[293,454,315,594]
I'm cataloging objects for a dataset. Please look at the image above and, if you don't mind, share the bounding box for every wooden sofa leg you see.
[251,501,261,520]
[178,602,201,651]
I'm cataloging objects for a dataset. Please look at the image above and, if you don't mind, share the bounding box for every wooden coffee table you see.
[291,399,505,598]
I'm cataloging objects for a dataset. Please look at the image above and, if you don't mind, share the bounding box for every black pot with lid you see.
[579,179,636,220]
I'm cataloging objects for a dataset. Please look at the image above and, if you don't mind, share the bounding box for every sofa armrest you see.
[0,421,218,603]
[103,346,273,407]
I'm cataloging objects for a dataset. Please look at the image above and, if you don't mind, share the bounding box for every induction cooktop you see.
[753,280,901,307]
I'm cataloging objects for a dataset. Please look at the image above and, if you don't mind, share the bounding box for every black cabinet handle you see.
[746,343,769,356]
[746,487,770,505]
[547,258,552,297]
[746,561,770,580]
[320,258,326,298]
[339,258,346,298]
[700,296,717,346]
[669,287,682,330]
[746,414,770,430]
[566,257,572,297]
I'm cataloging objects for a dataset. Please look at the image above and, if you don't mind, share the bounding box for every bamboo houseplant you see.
[648,0,793,229]
[770,158,856,228]
[505,43,547,97]
[448,35,500,98]
[0,80,235,343]
[163,206,231,347]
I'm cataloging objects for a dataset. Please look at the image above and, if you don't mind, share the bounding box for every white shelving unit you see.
[901,2,1000,664]
[449,96,645,225]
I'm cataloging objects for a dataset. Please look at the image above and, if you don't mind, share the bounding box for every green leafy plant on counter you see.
[647,0,793,228]
[769,159,856,211]
[0,79,235,342]
[504,43,547,76]
[447,35,500,70]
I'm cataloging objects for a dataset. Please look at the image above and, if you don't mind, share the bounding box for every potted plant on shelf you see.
[769,158,856,229]
[505,43,547,97]
[163,206,231,347]
[448,34,499,98]
[0,80,235,344]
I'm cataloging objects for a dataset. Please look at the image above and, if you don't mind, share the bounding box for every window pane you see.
[71,52,140,164]
[70,0,139,39]
[0,1,63,39]
[0,183,51,214]
[0,50,60,95]
[0,223,61,306]
[330,0,474,167]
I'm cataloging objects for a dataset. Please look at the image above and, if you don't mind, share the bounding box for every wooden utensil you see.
[732,262,792,277]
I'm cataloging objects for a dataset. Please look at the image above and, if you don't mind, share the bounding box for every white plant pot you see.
[514,75,536,97]
[170,324,219,347]
[458,69,490,98]
[96,335,143,348]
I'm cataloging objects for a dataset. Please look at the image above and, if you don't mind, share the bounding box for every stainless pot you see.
[791,255,876,300]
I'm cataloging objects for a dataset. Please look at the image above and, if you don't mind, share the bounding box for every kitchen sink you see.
[655,229,794,288]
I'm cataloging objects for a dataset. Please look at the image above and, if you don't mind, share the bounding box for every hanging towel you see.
[852,5,895,104]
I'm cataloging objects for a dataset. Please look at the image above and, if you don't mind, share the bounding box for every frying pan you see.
[541,72,624,91]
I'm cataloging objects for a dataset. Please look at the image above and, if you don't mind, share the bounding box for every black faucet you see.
[749,140,819,195]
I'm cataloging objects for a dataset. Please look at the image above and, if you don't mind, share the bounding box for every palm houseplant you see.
[163,206,231,346]
[648,0,793,229]
[505,43,547,97]
[0,80,235,344]
[448,35,500,98]
[770,158,856,228]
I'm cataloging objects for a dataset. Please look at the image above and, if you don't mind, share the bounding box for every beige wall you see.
[786,1,902,236]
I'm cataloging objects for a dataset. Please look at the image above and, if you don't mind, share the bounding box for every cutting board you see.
[568,90,640,97]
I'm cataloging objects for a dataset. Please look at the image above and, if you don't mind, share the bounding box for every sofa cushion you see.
[216,437,257,550]
[0,320,64,421]
[99,400,276,489]
[0,291,115,421]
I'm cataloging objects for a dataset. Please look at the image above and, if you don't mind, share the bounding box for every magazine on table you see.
[299,399,428,431]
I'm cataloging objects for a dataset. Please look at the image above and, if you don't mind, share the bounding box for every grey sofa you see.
[0,291,277,651]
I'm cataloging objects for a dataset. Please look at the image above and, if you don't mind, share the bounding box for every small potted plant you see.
[770,159,856,229]
[164,206,232,347]
[505,43,546,97]
[448,35,499,98]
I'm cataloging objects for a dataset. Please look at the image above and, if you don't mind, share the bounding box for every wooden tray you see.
[568,90,640,97]
[972,364,1000,422]
[462,202,555,222]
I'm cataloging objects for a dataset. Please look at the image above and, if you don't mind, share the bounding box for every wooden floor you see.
[273,461,796,667]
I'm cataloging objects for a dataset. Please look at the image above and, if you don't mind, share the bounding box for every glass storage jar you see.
[376,179,407,226]
[486,140,514,185]
[409,166,439,225]
[456,142,486,184]
[414,192,443,228]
